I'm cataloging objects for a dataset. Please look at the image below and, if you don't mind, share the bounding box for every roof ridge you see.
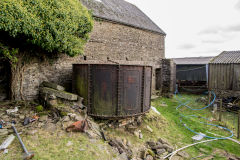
[210,50,240,64]
[80,0,166,35]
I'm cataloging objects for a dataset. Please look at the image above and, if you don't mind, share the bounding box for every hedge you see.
[0,0,93,57]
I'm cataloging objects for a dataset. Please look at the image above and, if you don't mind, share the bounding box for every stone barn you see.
[0,0,169,100]
[209,51,240,98]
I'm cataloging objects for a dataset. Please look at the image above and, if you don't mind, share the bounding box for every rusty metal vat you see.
[72,64,152,119]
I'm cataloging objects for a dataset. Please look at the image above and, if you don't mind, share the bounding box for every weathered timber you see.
[238,110,240,139]
[219,99,222,121]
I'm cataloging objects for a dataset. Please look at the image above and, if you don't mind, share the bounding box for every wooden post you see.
[238,110,240,139]
[219,99,222,122]
[208,91,211,105]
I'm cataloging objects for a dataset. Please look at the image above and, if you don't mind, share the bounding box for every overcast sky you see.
[125,0,240,58]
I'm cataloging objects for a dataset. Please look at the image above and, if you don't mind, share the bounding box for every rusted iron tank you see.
[72,64,152,119]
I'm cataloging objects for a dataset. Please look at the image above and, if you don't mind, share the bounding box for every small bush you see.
[0,0,93,57]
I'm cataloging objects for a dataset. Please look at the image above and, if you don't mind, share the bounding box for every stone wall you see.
[161,59,176,96]
[13,20,165,100]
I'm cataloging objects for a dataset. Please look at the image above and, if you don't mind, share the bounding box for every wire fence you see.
[211,98,240,139]
[220,110,239,138]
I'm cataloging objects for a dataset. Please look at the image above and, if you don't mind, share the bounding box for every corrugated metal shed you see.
[173,57,213,65]
[173,57,212,82]
[176,65,207,81]
[80,0,166,35]
[210,51,240,64]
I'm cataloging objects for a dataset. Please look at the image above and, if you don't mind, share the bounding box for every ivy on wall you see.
[0,0,93,62]
[0,43,18,65]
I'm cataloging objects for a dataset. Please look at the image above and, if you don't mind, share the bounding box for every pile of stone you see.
[146,138,189,160]
[101,116,147,140]
[38,81,103,139]
[0,82,100,137]
[108,137,133,159]
[105,116,142,129]
[195,97,208,104]
[39,81,85,114]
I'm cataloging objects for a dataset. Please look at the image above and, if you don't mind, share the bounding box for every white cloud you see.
[126,0,240,58]
[178,44,196,50]
[201,40,225,44]
[235,0,240,10]
[227,24,240,32]
[200,23,240,35]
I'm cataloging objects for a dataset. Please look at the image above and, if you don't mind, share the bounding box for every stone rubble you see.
[40,87,78,101]
[146,125,153,133]
[41,81,65,91]
[146,138,176,159]
[109,137,133,159]
[1,82,239,160]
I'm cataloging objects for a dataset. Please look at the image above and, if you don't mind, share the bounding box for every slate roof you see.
[80,0,166,35]
[173,57,213,65]
[210,51,240,64]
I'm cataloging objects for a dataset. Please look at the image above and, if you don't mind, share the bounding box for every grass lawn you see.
[152,93,240,159]
[0,130,116,160]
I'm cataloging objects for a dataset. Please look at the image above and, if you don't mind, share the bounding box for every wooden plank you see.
[238,110,240,139]
[213,64,217,89]
[224,64,227,89]
[208,91,211,105]
[217,65,221,89]
[223,65,226,89]
[237,64,240,90]
[220,64,223,89]
[233,64,240,90]
[230,64,233,90]
[210,64,213,89]
[221,64,225,90]
[223,65,227,89]
[232,64,234,90]
[208,64,211,89]
[215,64,218,89]
[219,99,222,121]
[226,64,229,89]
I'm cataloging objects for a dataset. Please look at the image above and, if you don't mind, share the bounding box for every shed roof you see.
[173,57,213,65]
[210,51,240,64]
[80,0,166,35]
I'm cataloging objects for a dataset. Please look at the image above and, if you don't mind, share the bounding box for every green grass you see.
[152,94,240,159]
[0,130,116,160]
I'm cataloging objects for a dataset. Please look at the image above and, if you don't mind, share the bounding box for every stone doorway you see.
[155,68,162,90]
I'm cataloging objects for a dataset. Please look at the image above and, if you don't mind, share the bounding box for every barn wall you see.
[209,63,240,98]
[209,64,233,90]
[161,59,176,96]
[13,20,165,100]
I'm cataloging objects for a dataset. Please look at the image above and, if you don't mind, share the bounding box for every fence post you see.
[219,99,222,122]
[238,110,240,139]
[208,91,211,105]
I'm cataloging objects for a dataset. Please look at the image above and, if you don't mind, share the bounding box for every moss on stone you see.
[36,105,44,112]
